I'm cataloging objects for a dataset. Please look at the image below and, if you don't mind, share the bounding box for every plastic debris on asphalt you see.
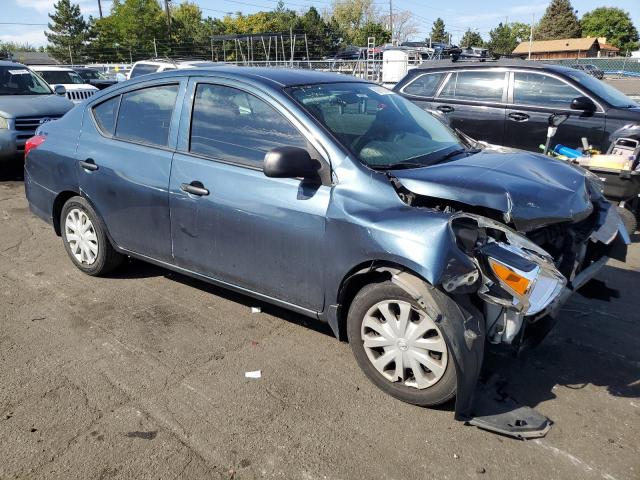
[251,306,261,313]
[245,370,262,379]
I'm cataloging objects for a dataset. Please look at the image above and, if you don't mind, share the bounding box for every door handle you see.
[437,105,454,113]
[508,112,530,122]
[79,158,98,171]
[180,181,209,196]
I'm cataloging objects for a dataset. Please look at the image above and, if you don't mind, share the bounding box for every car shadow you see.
[0,161,24,182]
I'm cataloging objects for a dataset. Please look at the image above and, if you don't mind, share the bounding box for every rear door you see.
[505,71,605,152]
[169,77,331,311]
[76,80,184,262]
[431,69,508,144]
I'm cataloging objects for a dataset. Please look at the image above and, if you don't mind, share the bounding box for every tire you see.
[617,206,637,235]
[60,196,123,276]
[347,281,457,406]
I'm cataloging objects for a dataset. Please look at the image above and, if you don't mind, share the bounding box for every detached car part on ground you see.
[23,68,629,439]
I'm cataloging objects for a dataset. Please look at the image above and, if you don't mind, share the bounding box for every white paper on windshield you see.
[8,69,30,75]
[369,85,394,95]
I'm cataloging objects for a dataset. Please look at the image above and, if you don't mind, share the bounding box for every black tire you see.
[617,206,637,235]
[60,196,123,276]
[347,281,457,406]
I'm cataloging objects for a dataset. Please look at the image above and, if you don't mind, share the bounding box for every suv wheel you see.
[61,196,123,275]
[347,281,457,406]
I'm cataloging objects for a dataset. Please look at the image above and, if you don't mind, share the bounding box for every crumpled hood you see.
[392,151,595,232]
[0,94,73,119]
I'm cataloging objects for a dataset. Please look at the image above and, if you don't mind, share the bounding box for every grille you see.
[14,115,62,149]
[66,90,96,101]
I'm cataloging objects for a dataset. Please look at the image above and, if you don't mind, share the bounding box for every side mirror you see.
[263,146,319,180]
[53,85,66,96]
[570,96,595,112]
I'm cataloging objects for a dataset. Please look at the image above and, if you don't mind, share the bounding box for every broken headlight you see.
[449,213,566,316]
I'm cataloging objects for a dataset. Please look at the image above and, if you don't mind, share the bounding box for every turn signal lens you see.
[488,259,531,296]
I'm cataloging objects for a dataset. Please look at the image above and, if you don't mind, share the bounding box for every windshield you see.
[37,70,85,85]
[288,82,462,168]
[0,66,52,95]
[566,69,638,107]
[78,69,107,80]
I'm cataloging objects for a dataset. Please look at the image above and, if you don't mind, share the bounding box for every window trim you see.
[435,69,510,104]
[185,80,326,171]
[398,71,446,98]
[89,81,181,151]
[507,70,605,113]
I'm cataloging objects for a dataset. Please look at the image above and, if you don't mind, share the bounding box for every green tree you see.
[294,7,341,57]
[430,17,447,43]
[352,22,390,46]
[535,0,581,40]
[460,29,483,47]
[581,7,639,53]
[486,22,518,55]
[45,0,88,63]
[330,0,377,44]
[171,2,207,44]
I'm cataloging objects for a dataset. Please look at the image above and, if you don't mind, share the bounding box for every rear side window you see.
[189,83,307,167]
[129,63,160,78]
[115,84,178,146]
[92,96,120,135]
[513,72,580,108]
[402,73,444,97]
[439,71,506,102]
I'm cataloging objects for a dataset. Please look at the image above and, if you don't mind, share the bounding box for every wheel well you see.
[52,190,79,236]
[335,261,426,340]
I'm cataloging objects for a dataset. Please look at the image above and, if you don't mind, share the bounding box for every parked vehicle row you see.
[24,66,628,436]
[30,66,99,103]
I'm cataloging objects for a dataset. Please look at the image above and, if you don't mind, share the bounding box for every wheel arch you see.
[52,190,80,236]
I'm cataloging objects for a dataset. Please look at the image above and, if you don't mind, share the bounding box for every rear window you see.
[114,84,178,146]
[439,71,506,102]
[129,63,160,78]
[402,73,444,97]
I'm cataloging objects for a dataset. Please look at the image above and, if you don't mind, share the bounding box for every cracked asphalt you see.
[1,164,639,480]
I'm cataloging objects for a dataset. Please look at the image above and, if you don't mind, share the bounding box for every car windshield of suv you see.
[79,69,107,80]
[38,70,85,85]
[0,66,52,95]
[566,70,637,107]
[288,82,462,169]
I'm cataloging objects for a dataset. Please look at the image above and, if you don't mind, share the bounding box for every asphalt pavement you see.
[1,164,639,480]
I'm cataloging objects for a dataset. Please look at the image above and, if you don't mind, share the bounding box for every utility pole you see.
[97,0,103,19]
[389,0,393,42]
[528,14,535,60]
[163,0,171,38]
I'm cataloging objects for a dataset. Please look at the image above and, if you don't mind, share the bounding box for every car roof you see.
[0,60,28,68]
[410,59,576,74]
[142,66,366,88]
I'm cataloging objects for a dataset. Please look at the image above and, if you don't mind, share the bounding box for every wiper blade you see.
[438,148,472,162]
[372,162,427,171]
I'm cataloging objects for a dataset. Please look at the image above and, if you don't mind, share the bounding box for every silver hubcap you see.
[64,208,98,265]
[361,300,448,389]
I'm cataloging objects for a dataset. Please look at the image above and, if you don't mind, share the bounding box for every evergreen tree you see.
[486,23,518,55]
[535,0,581,40]
[45,0,88,63]
[460,29,483,48]
[430,18,447,43]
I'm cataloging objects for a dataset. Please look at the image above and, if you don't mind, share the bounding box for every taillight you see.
[25,135,46,159]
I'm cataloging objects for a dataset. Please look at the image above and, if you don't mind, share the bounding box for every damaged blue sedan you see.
[24,68,628,436]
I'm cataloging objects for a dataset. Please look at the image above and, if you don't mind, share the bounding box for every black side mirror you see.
[548,113,569,127]
[263,146,319,180]
[570,96,595,112]
[53,85,66,96]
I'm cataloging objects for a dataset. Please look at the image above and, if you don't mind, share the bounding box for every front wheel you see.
[616,206,637,235]
[347,281,457,406]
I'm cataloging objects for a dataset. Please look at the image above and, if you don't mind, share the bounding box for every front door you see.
[432,70,508,145]
[76,82,181,262]
[169,79,330,311]
[504,71,605,152]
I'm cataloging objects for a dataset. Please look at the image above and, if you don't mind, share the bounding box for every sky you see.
[1,0,639,47]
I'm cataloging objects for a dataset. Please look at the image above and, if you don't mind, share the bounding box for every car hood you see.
[391,151,594,232]
[0,94,73,119]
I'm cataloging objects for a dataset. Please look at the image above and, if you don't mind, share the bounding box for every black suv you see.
[394,60,639,154]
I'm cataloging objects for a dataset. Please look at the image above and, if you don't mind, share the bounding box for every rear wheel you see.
[347,281,457,406]
[61,196,123,276]
[617,206,637,235]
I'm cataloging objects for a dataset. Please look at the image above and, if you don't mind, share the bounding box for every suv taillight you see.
[25,135,46,159]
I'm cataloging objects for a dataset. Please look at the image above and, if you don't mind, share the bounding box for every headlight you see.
[0,117,8,129]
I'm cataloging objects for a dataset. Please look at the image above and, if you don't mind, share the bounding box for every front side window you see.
[115,84,178,146]
[92,96,120,135]
[289,82,461,169]
[439,71,506,102]
[189,83,307,167]
[513,72,580,108]
[402,73,445,97]
[564,70,637,108]
[0,66,51,95]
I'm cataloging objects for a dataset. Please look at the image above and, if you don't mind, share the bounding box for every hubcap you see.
[361,300,448,389]
[64,208,98,265]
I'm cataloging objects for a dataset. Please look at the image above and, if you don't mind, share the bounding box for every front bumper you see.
[0,128,24,163]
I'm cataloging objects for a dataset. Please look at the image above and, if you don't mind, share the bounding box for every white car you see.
[127,59,223,79]
[30,66,98,104]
